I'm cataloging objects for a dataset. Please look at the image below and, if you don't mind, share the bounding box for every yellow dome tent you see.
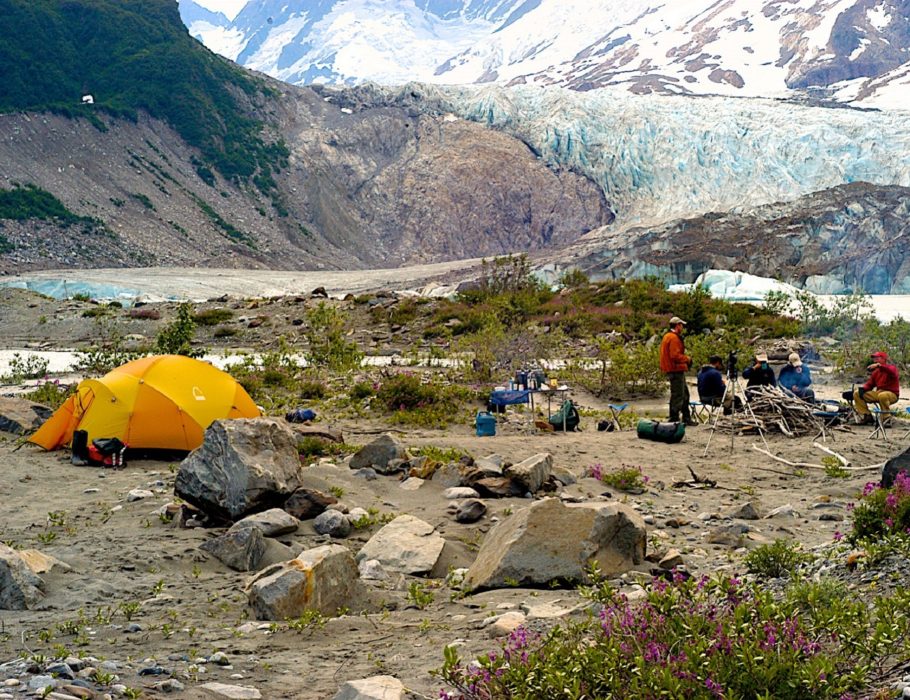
[30,355,260,452]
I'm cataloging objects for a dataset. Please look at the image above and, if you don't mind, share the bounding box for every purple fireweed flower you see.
[885,518,895,528]
[833,530,844,541]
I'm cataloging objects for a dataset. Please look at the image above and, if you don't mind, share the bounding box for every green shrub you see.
[439,575,910,700]
[23,380,75,409]
[297,437,349,459]
[213,326,238,338]
[744,539,812,578]
[349,381,375,400]
[377,373,472,428]
[850,473,910,543]
[298,380,326,400]
[585,464,649,492]
[304,303,362,372]
[193,308,233,326]
[155,303,200,357]
[1,353,49,383]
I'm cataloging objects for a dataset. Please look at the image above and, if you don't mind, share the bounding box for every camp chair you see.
[549,400,580,432]
[689,400,720,424]
[608,403,629,431]
[903,407,910,439]
[812,400,846,442]
[868,405,902,443]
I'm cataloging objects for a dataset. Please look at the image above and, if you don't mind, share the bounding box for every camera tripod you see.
[702,361,770,457]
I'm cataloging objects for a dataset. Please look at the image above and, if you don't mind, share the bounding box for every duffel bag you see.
[636,419,686,444]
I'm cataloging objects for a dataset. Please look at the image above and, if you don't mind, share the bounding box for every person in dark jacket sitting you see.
[697,356,726,406]
[742,351,777,398]
[778,352,815,402]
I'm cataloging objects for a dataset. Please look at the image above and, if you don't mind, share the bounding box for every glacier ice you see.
[668,270,802,302]
[378,83,910,228]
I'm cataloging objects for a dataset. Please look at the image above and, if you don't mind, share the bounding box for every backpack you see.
[88,437,128,467]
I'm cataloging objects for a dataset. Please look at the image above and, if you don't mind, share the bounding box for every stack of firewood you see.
[713,385,825,437]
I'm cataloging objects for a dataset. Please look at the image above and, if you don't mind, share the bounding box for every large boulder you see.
[463,499,646,591]
[0,397,52,435]
[246,545,368,620]
[175,419,303,521]
[200,527,267,572]
[348,434,407,474]
[0,544,45,610]
[504,453,552,493]
[355,515,445,575]
[332,676,405,700]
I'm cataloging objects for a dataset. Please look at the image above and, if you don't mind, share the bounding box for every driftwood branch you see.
[813,442,850,467]
[753,445,886,472]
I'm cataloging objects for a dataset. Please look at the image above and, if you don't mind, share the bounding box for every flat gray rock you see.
[200,527,267,572]
[355,515,445,575]
[230,508,300,537]
[332,675,405,700]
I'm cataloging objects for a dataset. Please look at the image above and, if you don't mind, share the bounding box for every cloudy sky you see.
[191,0,248,20]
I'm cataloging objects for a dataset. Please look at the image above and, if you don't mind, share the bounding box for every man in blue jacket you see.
[778,352,815,401]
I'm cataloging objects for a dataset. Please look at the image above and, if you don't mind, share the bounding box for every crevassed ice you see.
[390,84,910,227]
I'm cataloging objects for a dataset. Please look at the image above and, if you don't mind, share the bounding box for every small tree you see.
[155,303,201,357]
[304,302,362,372]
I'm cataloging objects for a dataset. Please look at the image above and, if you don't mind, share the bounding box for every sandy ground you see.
[1,396,906,698]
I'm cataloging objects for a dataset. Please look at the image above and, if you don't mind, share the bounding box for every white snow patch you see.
[849,38,870,61]
[867,4,892,30]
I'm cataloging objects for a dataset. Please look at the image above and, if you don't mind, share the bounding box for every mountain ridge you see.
[180,0,910,108]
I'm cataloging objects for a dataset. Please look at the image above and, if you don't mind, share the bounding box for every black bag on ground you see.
[637,419,686,444]
[882,447,910,488]
[92,437,126,456]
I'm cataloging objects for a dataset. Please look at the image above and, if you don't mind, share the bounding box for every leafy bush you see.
[1,353,49,383]
[304,303,363,372]
[298,380,326,400]
[155,303,200,357]
[439,575,910,699]
[23,379,75,409]
[574,339,663,398]
[193,308,233,326]
[213,326,238,338]
[349,381,375,400]
[74,323,145,376]
[744,539,812,578]
[850,472,910,543]
[377,373,473,429]
[586,464,649,492]
[297,437,349,459]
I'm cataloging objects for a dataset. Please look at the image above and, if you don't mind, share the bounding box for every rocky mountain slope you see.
[0,1,609,272]
[558,182,910,294]
[181,0,910,107]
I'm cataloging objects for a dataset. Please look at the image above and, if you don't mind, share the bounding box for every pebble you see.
[82,488,100,494]
[399,477,425,491]
[127,488,153,502]
[154,679,185,693]
[353,468,378,480]
[46,663,74,679]
[3,680,19,687]
[0,694,12,700]
[28,676,56,691]
[765,504,798,518]
[642,515,655,525]
[484,611,526,638]
[444,487,480,500]
[208,652,230,666]
[124,624,142,634]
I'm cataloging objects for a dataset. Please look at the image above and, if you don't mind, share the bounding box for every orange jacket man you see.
[660,316,696,425]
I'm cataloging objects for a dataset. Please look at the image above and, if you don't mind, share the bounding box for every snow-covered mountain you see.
[181,0,910,107]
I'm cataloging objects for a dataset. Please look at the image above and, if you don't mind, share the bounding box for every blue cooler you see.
[475,411,496,437]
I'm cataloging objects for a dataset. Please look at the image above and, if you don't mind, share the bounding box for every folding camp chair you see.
[869,406,901,443]
[812,400,845,442]
[689,400,719,424]
[608,403,629,431]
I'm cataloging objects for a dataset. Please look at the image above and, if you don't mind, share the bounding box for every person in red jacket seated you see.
[659,316,697,426]
[853,351,901,423]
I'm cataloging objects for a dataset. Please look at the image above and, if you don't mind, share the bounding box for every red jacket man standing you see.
[660,316,696,425]
[853,351,901,422]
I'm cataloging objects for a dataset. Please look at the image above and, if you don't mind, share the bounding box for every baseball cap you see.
[788,352,802,367]
[871,351,889,362]
[756,351,769,363]
[669,316,687,326]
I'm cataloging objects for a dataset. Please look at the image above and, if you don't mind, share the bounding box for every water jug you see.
[475,411,496,437]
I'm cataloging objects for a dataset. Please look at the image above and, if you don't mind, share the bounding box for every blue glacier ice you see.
[381,84,910,227]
